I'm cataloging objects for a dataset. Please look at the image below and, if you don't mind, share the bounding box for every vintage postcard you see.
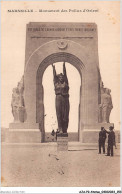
[1,0,121,193]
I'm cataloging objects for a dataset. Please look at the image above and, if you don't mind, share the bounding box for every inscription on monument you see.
[57,133,68,151]
[28,27,96,32]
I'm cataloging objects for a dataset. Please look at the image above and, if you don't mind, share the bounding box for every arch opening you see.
[36,52,84,142]
[42,62,81,142]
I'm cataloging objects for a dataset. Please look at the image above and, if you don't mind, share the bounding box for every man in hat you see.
[98,127,107,154]
[104,126,115,156]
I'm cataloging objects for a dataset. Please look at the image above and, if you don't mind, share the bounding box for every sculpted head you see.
[105,88,111,95]
[58,73,64,83]
[13,87,19,94]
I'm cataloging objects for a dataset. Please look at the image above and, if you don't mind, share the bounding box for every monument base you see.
[6,122,115,143]
[6,130,42,143]
[81,123,114,143]
[57,133,68,151]
[9,122,41,129]
[7,122,45,143]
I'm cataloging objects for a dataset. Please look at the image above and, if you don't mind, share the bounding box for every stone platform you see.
[6,123,44,143]
[81,123,114,143]
[6,130,42,143]
[5,122,117,143]
[57,133,68,151]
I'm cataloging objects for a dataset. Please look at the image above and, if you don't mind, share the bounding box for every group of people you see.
[98,126,116,157]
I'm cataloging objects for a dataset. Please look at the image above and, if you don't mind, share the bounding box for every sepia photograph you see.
[1,0,121,192]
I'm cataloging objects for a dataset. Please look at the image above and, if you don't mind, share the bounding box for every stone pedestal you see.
[81,123,114,143]
[57,133,68,151]
[6,122,44,143]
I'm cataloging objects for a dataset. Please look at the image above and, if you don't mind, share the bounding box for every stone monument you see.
[7,22,114,143]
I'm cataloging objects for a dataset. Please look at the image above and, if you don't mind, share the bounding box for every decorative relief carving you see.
[57,40,68,50]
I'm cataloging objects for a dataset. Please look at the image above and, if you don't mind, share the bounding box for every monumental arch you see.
[8,22,113,143]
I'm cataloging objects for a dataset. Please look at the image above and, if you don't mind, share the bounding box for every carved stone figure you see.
[98,81,105,123]
[105,89,113,123]
[52,62,70,133]
[17,76,24,109]
[17,75,24,94]
[100,88,113,123]
[11,87,21,122]
[11,76,25,122]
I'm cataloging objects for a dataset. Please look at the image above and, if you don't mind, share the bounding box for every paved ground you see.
[1,143,120,187]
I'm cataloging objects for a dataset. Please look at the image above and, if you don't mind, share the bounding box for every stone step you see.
[2,142,120,150]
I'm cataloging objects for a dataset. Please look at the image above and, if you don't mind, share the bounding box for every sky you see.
[1,1,120,131]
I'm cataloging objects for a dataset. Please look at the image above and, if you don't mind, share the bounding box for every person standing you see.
[105,126,115,157]
[98,127,106,154]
